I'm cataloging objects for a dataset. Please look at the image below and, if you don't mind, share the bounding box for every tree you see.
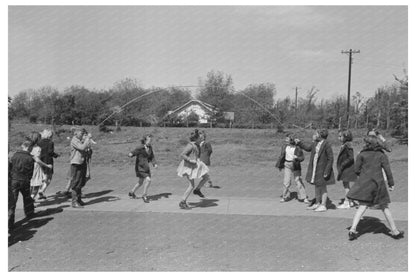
[305,86,319,112]
[238,83,276,124]
[9,91,31,118]
[197,70,234,113]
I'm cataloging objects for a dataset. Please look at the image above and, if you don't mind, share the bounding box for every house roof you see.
[168,99,217,116]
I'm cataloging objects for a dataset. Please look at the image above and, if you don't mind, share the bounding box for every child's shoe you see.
[128,192,138,199]
[280,197,290,203]
[337,201,351,209]
[298,198,310,204]
[179,201,191,209]
[193,189,205,198]
[306,203,320,210]
[391,230,405,239]
[314,204,327,212]
[142,195,150,203]
[348,230,359,240]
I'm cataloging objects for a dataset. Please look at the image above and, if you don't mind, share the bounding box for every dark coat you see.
[299,140,335,186]
[336,142,357,182]
[38,138,59,175]
[131,144,156,178]
[199,141,213,166]
[276,144,304,173]
[10,150,34,182]
[347,148,394,206]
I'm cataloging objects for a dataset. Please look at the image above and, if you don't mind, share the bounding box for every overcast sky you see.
[8,5,407,101]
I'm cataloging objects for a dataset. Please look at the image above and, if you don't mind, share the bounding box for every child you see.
[336,129,357,209]
[346,135,404,240]
[198,130,214,188]
[297,129,335,212]
[276,133,309,203]
[59,128,95,197]
[81,129,95,189]
[28,131,53,200]
[128,134,158,203]
[69,128,91,208]
[9,139,36,229]
[37,129,59,199]
[177,129,209,209]
[368,128,392,152]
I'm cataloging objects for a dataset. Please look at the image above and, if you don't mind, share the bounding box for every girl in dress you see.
[128,134,158,203]
[37,129,59,199]
[28,131,53,200]
[346,135,404,240]
[297,129,335,212]
[177,129,209,209]
[336,129,357,209]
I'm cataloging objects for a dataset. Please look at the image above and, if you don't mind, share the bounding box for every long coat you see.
[276,144,304,173]
[131,144,156,178]
[336,142,357,182]
[298,140,335,186]
[347,148,394,206]
[199,141,213,166]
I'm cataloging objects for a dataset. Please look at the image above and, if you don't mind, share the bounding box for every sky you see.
[8,5,408,101]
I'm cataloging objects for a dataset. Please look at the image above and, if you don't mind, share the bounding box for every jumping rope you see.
[97,85,287,128]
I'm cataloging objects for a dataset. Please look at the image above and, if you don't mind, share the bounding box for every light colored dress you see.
[177,142,209,179]
[30,146,46,187]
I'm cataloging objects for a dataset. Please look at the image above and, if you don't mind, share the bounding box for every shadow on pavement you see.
[82,189,113,199]
[355,216,392,237]
[148,192,172,201]
[84,195,120,206]
[188,199,219,208]
[206,185,221,189]
[36,190,114,207]
[9,206,65,247]
[35,194,71,207]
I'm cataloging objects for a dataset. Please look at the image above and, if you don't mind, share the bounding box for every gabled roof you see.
[168,99,217,116]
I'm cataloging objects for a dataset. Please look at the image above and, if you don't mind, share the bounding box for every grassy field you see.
[8,122,408,202]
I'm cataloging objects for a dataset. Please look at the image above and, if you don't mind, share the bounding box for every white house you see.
[167,99,217,124]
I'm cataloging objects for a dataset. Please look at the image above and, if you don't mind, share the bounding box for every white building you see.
[167,99,217,124]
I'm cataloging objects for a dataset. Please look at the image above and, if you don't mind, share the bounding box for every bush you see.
[29,115,38,123]
[99,124,113,133]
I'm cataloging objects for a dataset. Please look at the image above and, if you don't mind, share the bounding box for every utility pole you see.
[294,86,300,110]
[293,86,300,119]
[341,49,360,128]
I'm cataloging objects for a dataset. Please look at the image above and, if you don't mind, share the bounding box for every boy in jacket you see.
[276,133,310,203]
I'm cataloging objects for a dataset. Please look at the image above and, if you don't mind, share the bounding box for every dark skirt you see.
[136,170,151,179]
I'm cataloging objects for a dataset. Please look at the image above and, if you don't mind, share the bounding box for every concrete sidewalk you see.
[17,192,408,221]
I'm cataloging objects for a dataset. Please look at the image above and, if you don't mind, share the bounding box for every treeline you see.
[8,70,408,135]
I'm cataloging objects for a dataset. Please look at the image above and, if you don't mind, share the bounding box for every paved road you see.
[9,191,408,271]
[8,163,408,271]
